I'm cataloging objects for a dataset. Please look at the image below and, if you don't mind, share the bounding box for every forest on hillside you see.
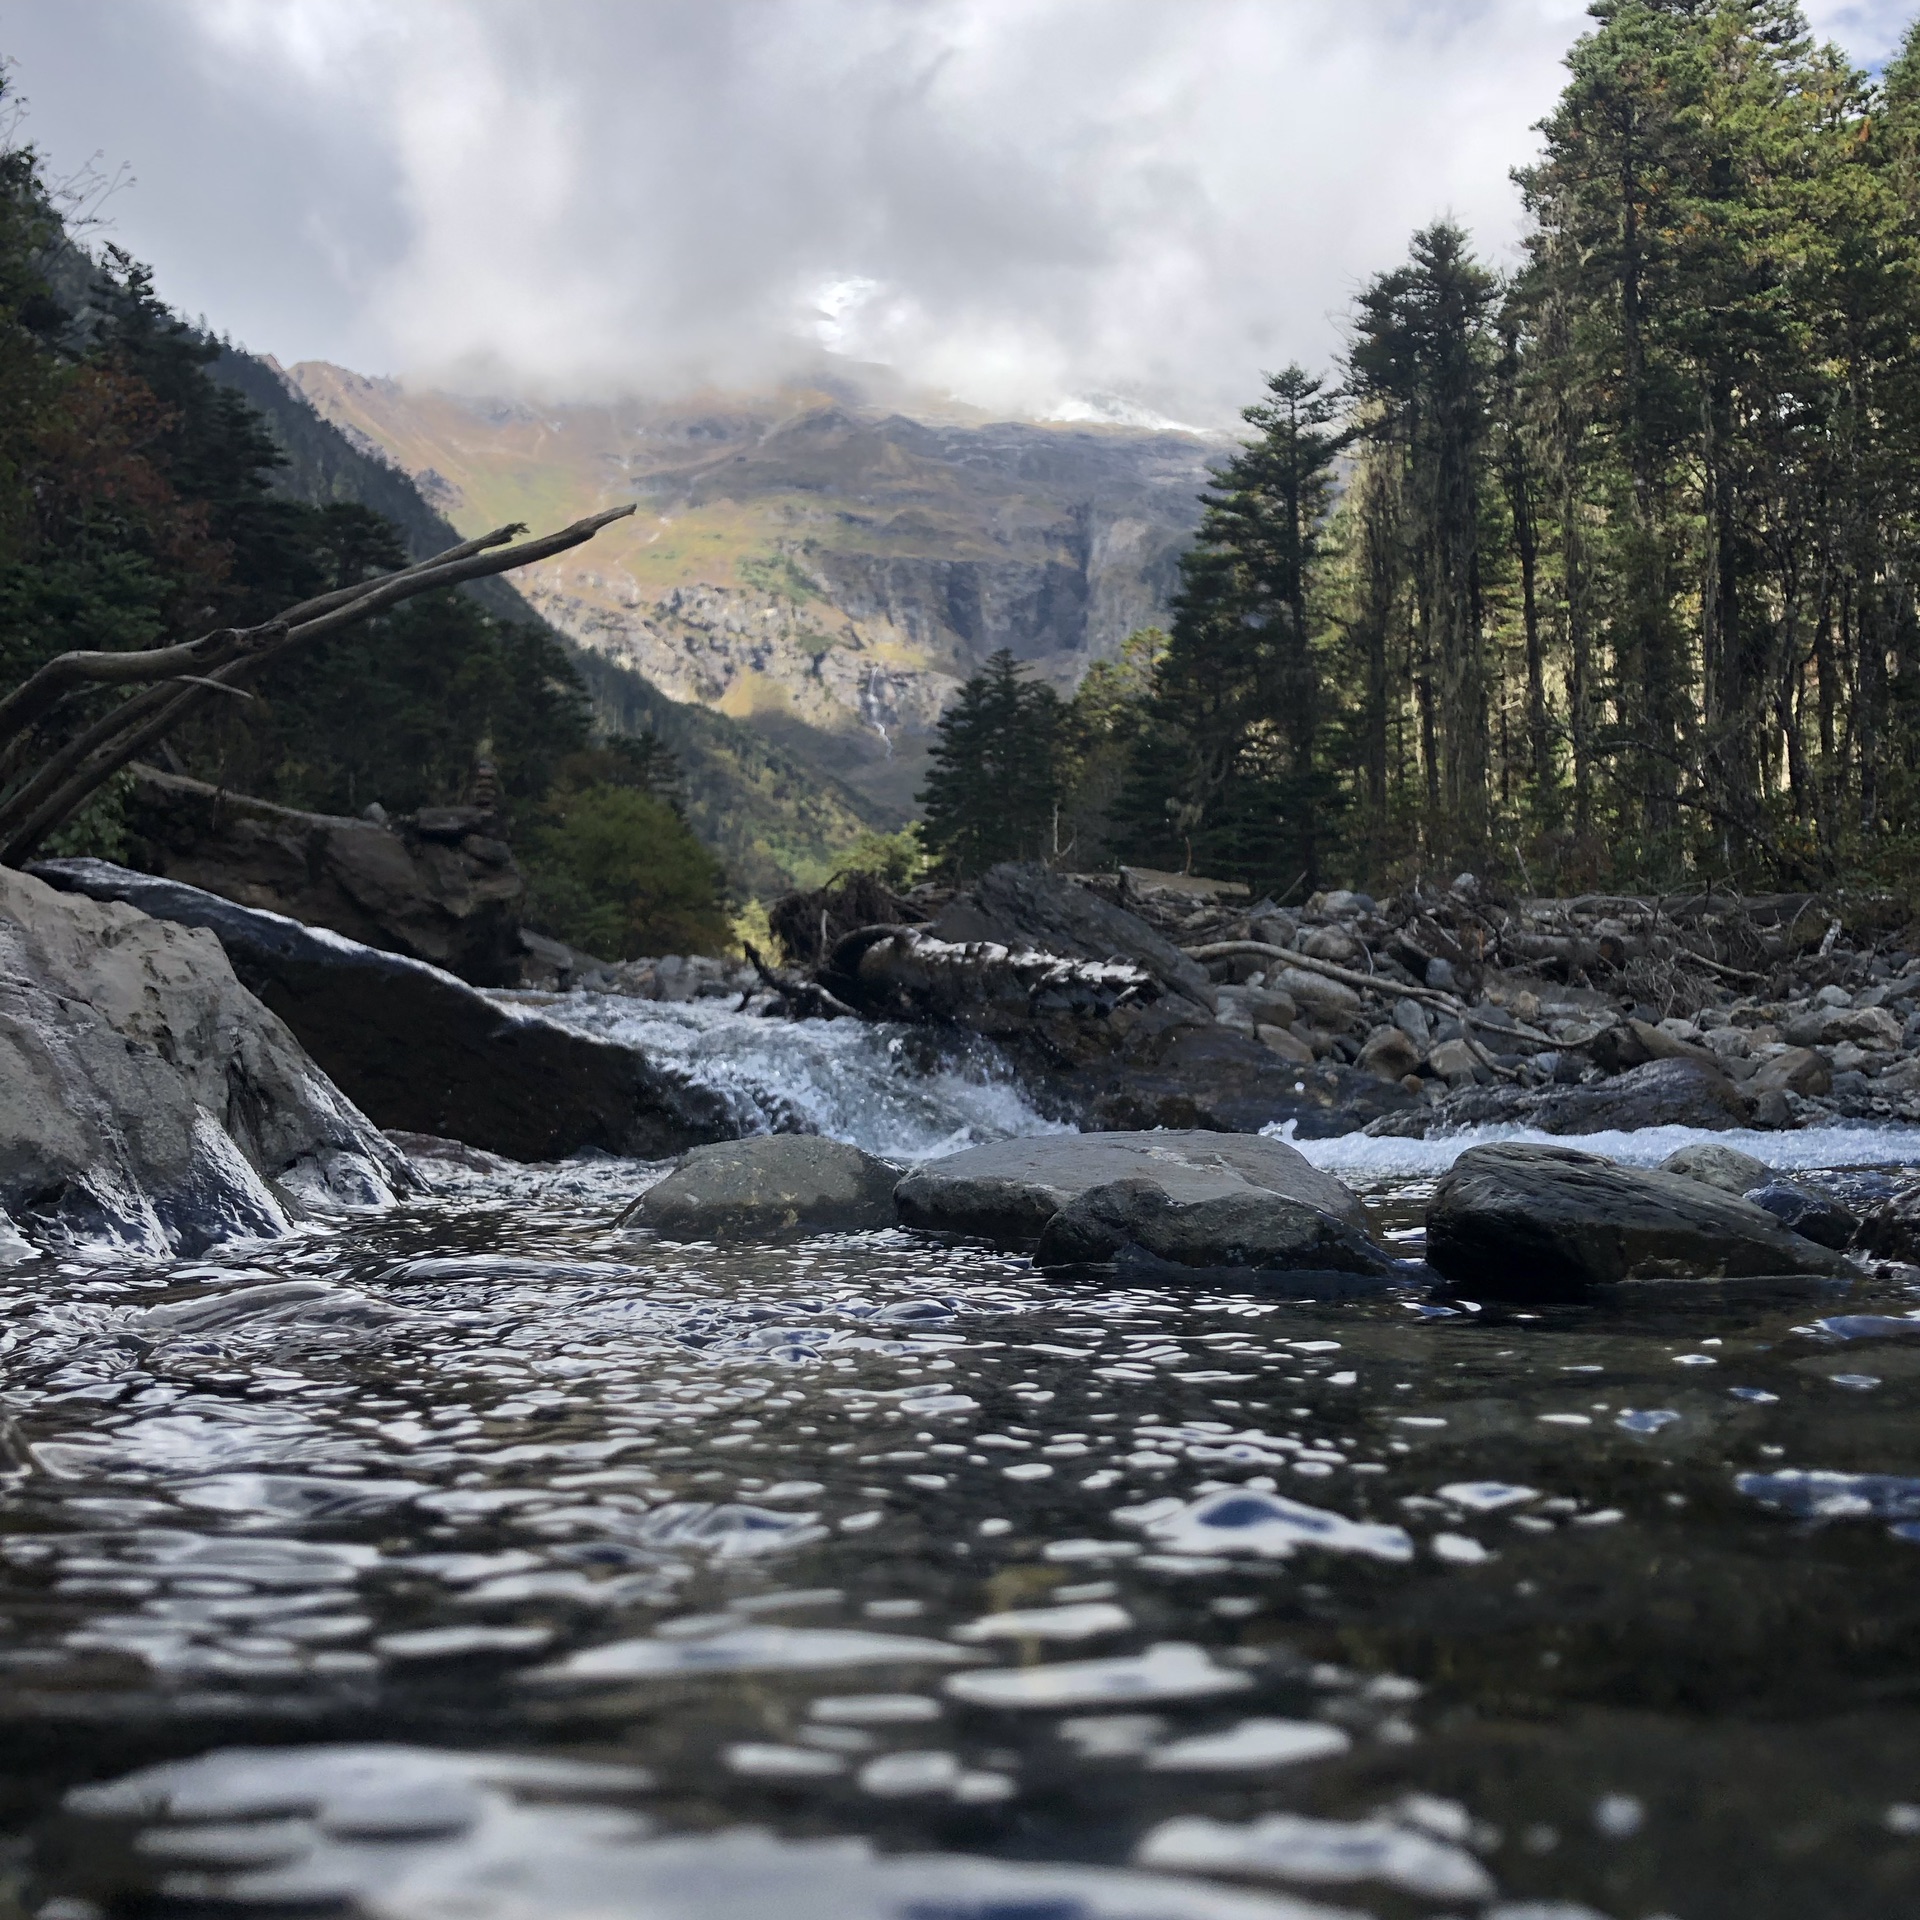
[0,101,732,957]
[923,1,1920,904]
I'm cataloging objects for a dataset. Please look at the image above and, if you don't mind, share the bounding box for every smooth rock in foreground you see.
[1425,1144,1851,1300]
[623,1136,899,1240]
[31,860,735,1163]
[894,1131,1371,1250]
[0,865,413,1255]
[1033,1177,1396,1280]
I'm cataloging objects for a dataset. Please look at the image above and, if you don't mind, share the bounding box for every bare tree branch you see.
[0,504,635,862]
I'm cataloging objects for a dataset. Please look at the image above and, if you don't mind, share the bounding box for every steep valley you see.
[281,363,1217,821]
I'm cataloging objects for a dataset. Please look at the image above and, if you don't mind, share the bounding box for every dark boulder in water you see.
[30,860,736,1164]
[1853,1181,1920,1264]
[1741,1181,1860,1252]
[1033,1175,1398,1281]
[1425,1143,1851,1300]
[623,1135,900,1241]
[895,1129,1372,1251]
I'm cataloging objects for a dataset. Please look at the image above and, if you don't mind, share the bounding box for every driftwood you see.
[0,506,636,863]
[828,925,1154,1033]
[742,941,858,1021]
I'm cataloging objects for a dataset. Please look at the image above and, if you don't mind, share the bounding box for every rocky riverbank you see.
[764,862,1920,1139]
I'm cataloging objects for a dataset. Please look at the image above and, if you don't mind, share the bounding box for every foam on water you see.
[528,994,1069,1159]
[1284,1117,1920,1180]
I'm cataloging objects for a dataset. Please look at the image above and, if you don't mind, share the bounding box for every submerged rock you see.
[0,864,414,1256]
[1425,1144,1851,1300]
[623,1136,899,1241]
[894,1130,1371,1250]
[31,860,735,1164]
[1033,1176,1396,1280]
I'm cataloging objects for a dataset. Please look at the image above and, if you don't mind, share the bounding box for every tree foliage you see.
[968,2,1920,901]
[0,98,731,952]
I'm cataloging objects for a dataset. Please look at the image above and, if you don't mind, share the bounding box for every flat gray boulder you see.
[1425,1144,1850,1300]
[624,1135,899,1240]
[0,865,415,1257]
[1659,1143,1772,1195]
[1034,1177,1396,1279]
[893,1130,1370,1249]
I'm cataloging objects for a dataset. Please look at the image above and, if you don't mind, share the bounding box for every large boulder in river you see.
[1033,1177,1397,1281]
[1373,1056,1750,1141]
[30,860,736,1164]
[623,1136,899,1240]
[1054,1023,1419,1137]
[894,1130,1371,1250]
[0,865,414,1257]
[1425,1144,1850,1300]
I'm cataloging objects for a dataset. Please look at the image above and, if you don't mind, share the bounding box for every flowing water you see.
[6,997,1920,1919]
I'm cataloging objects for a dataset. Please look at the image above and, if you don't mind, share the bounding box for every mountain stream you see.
[4,994,1920,1919]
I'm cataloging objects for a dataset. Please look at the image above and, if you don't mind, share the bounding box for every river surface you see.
[7,997,1920,1919]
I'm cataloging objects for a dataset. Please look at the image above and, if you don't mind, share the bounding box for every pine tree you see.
[918,649,1064,877]
[1114,365,1346,888]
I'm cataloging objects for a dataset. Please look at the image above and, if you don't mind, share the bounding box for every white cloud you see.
[2,0,1913,421]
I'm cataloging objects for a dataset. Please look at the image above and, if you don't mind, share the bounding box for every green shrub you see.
[522,784,731,959]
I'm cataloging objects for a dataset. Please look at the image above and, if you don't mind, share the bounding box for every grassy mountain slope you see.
[283,363,1215,821]
[212,349,883,895]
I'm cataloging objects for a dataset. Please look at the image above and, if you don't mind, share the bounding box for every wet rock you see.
[1855,1182,1920,1262]
[0,864,414,1256]
[1356,1025,1422,1082]
[1660,1143,1772,1195]
[1742,1181,1860,1252]
[1058,1024,1417,1137]
[1256,1023,1315,1066]
[623,1136,899,1240]
[1425,1144,1851,1300]
[1749,1046,1833,1098]
[31,860,735,1164]
[894,1130,1372,1250]
[1033,1176,1396,1279]
[1531,1057,1751,1133]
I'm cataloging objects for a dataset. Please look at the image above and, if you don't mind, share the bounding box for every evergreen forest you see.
[922,2,1920,902]
[0,111,730,957]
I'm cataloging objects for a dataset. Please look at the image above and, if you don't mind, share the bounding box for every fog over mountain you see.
[7,0,1911,425]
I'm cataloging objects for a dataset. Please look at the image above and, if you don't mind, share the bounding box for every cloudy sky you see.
[2,0,1914,423]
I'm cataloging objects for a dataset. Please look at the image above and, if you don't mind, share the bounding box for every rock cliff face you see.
[283,366,1216,820]
[126,767,525,985]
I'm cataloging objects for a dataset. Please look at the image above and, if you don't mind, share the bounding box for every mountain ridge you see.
[210,348,886,896]
[280,363,1216,821]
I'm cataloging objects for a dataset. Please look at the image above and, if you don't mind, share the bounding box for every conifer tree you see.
[918,649,1064,876]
